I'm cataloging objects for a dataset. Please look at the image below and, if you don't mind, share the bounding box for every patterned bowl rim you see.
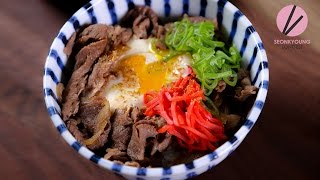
[43,0,269,178]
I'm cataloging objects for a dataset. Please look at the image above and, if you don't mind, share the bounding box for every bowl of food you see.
[43,0,268,179]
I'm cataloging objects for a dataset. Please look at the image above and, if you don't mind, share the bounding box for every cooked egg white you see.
[105,38,192,111]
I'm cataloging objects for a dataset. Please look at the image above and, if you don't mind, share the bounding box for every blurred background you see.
[0,0,319,179]
[47,0,89,15]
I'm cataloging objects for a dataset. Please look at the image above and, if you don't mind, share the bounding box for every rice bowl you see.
[43,0,269,179]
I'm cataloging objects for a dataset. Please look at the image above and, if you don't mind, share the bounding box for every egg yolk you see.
[119,55,176,94]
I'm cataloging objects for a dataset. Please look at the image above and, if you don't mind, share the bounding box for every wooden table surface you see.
[0,0,319,179]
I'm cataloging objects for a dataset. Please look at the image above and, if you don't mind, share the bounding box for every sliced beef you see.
[104,148,128,161]
[121,6,162,39]
[77,24,132,48]
[87,126,111,150]
[82,36,132,100]
[74,39,109,70]
[130,107,144,123]
[133,15,151,39]
[62,23,133,121]
[127,122,158,161]
[61,7,155,122]
[66,117,111,150]
[215,80,226,93]
[213,93,223,108]
[153,139,207,167]
[240,77,251,87]
[77,24,111,45]
[66,118,84,143]
[154,25,166,40]
[77,97,112,150]
[126,116,168,160]
[237,68,250,80]
[110,108,133,151]
[233,69,258,101]
[135,119,156,126]
[61,39,108,120]
[108,113,170,162]
[61,72,87,120]
[235,86,258,102]
[82,59,118,99]
[117,28,133,45]
[220,114,241,131]
[77,96,106,132]
[151,133,172,155]
[144,116,166,128]
[110,26,133,47]
[157,134,172,152]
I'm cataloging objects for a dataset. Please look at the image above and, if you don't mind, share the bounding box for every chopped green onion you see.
[164,17,241,95]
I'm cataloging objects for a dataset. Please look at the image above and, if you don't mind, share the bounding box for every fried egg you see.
[105,38,191,111]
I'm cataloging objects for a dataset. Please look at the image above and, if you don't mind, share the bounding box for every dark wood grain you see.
[0,0,319,179]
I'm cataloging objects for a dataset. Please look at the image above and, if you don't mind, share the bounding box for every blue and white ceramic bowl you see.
[43,0,269,179]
